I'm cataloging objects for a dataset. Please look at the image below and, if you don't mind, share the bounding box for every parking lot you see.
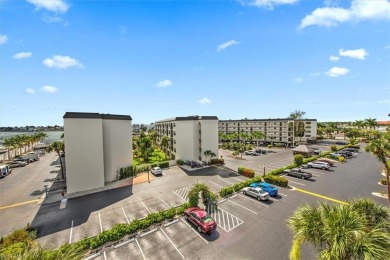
[25,144,387,259]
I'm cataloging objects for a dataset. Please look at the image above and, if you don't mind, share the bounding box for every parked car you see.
[307,161,330,170]
[25,153,39,161]
[283,168,312,180]
[336,141,347,145]
[337,151,353,158]
[184,207,217,233]
[249,182,278,196]
[242,187,270,201]
[255,149,266,154]
[0,165,12,177]
[316,158,335,166]
[329,153,344,159]
[6,161,27,168]
[343,148,359,153]
[14,157,32,164]
[151,167,162,176]
[244,150,254,155]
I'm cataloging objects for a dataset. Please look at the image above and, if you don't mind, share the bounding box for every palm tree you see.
[354,120,365,129]
[203,150,212,163]
[46,141,65,179]
[251,131,264,147]
[160,135,170,152]
[148,130,158,146]
[289,110,306,120]
[365,133,390,205]
[288,199,390,260]
[365,117,378,129]
[3,137,15,161]
[139,135,153,162]
[289,110,306,143]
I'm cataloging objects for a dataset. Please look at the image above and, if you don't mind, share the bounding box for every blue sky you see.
[1,0,389,126]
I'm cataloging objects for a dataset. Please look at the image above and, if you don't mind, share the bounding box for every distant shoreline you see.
[0,131,64,145]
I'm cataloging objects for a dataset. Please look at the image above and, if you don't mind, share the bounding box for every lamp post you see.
[263,164,265,177]
[43,185,48,197]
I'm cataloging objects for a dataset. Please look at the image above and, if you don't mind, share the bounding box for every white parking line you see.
[311,174,320,177]
[279,193,288,197]
[135,239,146,260]
[231,177,244,182]
[218,177,234,185]
[159,196,171,209]
[103,251,107,260]
[98,211,103,233]
[141,201,151,214]
[268,197,278,202]
[121,206,130,224]
[180,218,209,244]
[237,193,269,207]
[285,179,306,186]
[209,181,224,188]
[69,220,73,244]
[227,199,258,214]
[160,228,185,259]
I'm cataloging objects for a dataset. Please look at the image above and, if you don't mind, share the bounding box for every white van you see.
[0,165,12,178]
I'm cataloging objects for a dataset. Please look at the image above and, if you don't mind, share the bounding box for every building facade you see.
[63,112,132,194]
[218,118,317,145]
[155,116,219,161]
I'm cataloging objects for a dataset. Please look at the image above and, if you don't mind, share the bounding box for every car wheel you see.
[184,215,188,220]
[197,226,202,233]
[243,191,246,195]
[308,165,312,168]
[322,167,325,170]
[301,175,305,180]
[257,196,261,201]
[286,172,289,176]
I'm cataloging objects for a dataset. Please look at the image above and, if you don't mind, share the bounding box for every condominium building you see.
[63,112,132,194]
[218,118,317,145]
[155,116,219,161]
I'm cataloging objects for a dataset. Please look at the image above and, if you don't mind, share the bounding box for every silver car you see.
[151,167,163,176]
[242,187,269,201]
[307,161,330,170]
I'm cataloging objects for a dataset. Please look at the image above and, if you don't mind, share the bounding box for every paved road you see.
[0,152,63,236]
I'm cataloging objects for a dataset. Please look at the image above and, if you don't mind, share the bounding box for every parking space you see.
[106,239,144,260]
[205,203,244,232]
[99,206,128,231]
[173,187,190,202]
[71,212,101,243]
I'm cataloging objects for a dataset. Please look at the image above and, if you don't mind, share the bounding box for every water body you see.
[0,131,63,145]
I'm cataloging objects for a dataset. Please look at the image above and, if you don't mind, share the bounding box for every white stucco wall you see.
[175,121,195,160]
[102,119,132,182]
[64,118,105,194]
[200,119,219,161]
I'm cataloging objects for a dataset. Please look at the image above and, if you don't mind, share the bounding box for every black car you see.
[343,148,359,153]
[335,141,347,145]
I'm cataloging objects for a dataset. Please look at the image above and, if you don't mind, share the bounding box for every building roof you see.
[156,116,218,123]
[292,145,314,153]
[377,121,390,125]
[63,112,132,120]
[219,118,317,122]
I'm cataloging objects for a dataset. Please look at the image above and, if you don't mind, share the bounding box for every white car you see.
[307,161,330,170]
[151,167,163,176]
[242,187,269,201]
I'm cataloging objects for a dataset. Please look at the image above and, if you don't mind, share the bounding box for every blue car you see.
[249,182,278,196]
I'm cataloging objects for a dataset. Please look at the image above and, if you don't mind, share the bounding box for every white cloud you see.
[294,77,303,83]
[217,40,239,52]
[43,55,83,69]
[0,34,8,44]
[329,55,339,61]
[299,0,390,29]
[40,85,58,93]
[339,48,368,60]
[25,88,35,94]
[42,15,68,25]
[13,52,32,60]
[325,66,349,77]
[240,0,298,10]
[309,72,321,77]
[385,45,390,49]
[198,97,211,104]
[26,0,69,13]
[156,79,172,88]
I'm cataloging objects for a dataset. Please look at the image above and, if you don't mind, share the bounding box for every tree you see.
[46,141,65,180]
[203,150,212,163]
[365,133,390,206]
[148,130,158,146]
[293,154,304,166]
[289,110,306,120]
[353,120,365,129]
[3,137,15,161]
[159,135,170,152]
[365,117,378,129]
[251,131,264,147]
[139,135,153,163]
[288,199,390,260]
[289,111,306,143]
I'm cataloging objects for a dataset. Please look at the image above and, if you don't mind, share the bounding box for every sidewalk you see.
[38,172,156,205]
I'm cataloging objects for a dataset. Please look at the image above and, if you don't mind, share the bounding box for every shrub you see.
[177,159,184,165]
[210,158,224,165]
[118,165,136,180]
[268,144,273,148]
[294,154,304,166]
[380,179,388,185]
[219,187,234,197]
[158,161,169,169]
[0,228,36,248]
[264,175,288,187]
[238,167,255,178]
[338,156,345,162]
[330,145,337,152]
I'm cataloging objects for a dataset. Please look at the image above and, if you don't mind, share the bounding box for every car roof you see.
[152,167,161,169]
[191,208,208,217]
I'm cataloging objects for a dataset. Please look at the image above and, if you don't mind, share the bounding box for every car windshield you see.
[258,189,267,194]
[201,215,214,223]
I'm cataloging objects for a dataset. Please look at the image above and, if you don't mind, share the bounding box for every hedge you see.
[219,176,262,197]
[210,159,224,165]
[176,159,184,165]
[263,175,288,187]
[238,167,255,178]
[380,179,388,185]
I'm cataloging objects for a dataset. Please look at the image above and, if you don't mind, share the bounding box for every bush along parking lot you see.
[238,167,255,178]
[0,203,193,259]
[117,161,170,180]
